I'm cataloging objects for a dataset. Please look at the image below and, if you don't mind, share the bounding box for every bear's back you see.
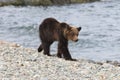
[40,17,60,31]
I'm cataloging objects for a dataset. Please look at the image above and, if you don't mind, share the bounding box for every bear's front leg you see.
[62,47,77,61]
[58,41,77,61]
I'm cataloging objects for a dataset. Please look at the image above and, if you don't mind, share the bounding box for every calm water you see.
[0,0,120,61]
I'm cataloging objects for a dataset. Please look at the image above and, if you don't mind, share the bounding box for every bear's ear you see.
[77,27,81,31]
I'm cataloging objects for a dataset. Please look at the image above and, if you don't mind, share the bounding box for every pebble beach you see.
[0,40,120,80]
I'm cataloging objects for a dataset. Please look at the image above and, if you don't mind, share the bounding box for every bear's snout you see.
[75,39,78,42]
[73,38,79,42]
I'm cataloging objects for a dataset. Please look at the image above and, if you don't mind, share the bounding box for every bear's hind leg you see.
[38,44,43,52]
[57,43,62,58]
[42,42,53,56]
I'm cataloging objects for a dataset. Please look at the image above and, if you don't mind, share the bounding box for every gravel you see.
[0,41,120,80]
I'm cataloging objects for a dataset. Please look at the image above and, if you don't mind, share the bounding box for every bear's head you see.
[60,23,81,42]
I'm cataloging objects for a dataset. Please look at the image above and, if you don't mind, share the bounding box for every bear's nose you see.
[75,39,78,42]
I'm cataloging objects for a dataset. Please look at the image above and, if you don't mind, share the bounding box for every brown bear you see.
[38,18,81,61]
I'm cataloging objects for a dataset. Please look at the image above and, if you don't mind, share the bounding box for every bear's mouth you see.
[72,39,78,42]
[75,39,78,42]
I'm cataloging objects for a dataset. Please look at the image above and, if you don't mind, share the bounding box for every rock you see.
[106,60,120,67]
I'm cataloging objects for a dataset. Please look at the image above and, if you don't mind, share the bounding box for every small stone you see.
[0,65,8,71]
[21,64,24,66]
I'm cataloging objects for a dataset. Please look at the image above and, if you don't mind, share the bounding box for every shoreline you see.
[0,0,100,6]
[0,40,120,79]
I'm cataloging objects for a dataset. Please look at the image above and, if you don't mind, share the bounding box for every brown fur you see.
[38,18,81,61]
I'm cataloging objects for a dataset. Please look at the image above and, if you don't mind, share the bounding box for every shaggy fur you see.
[38,18,81,61]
